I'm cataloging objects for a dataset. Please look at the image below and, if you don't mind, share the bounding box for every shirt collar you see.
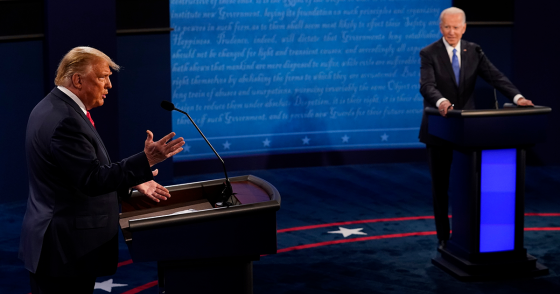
[57,86,87,115]
[442,37,461,53]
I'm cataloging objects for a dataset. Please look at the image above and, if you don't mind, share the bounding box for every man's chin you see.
[93,100,104,108]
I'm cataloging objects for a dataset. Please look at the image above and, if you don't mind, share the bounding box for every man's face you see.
[79,59,112,110]
[440,13,466,47]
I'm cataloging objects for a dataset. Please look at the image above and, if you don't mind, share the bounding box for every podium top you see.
[425,105,551,118]
[120,174,280,233]
[426,106,551,147]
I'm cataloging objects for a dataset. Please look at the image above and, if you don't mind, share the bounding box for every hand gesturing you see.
[133,169,171,202]
[144,130,185,167]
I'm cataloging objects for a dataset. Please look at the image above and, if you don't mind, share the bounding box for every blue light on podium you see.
[479,149,517,253]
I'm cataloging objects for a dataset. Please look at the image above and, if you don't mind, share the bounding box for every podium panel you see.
[119,175,280,293]
[426,106,551,281]
[479,149,516,252]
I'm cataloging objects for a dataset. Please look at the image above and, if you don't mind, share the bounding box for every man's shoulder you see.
[30,88,82,124]
[461,39,480,50]
[420,39,444,54]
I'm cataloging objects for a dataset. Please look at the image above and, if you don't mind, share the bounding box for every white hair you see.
[440,7,466,24]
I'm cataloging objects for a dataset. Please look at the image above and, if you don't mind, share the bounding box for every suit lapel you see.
[436,39,458,90]
[459,40,468,96]
[51,88,112,163]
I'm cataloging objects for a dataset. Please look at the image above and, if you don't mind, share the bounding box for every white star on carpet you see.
[263,138,271,147]
[183,143,191,152]
[223,141,231,150]
[94,279,127,292]
[302,136,311,145]
[381,133,389,141]
[341,135,350,143]
[328,227,367,238]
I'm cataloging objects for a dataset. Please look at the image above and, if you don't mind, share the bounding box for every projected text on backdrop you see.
[171,0,448,160]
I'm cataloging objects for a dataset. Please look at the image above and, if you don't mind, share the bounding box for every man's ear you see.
[71,73,82,89]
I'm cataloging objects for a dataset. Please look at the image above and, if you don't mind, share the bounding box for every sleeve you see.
[476,53,521,100]
[419,49,446,107]
[50,116,153,197]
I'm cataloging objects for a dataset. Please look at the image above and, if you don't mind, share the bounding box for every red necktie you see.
[86,111,95,128]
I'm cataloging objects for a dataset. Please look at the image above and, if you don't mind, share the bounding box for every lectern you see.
[119,175,280,293]
[426,106,551,281]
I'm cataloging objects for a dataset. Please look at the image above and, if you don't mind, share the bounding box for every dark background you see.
[1,0,558,204]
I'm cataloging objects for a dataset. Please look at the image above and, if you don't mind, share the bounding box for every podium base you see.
[158,256,258,294]
[432,248,549,282]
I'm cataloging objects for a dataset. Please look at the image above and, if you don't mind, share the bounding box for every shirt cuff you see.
[436,98,448,108]
[513,94,523,104]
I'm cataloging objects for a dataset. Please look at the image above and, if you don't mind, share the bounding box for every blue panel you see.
[479,149,516,252]
[170,0,450,160]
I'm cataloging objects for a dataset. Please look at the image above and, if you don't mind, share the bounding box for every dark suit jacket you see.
[19,87,153,276]
[418,39,521,145]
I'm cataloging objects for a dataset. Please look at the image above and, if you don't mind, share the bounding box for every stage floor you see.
[2,162,560,294]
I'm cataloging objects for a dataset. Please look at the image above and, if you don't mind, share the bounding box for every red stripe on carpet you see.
[525,227,560,231]
[277,231,437,253]
[278,213,560,233]
[277,216,436,233]
[525,213,560,217]
[117,259,133,267]
[120,280,158,294]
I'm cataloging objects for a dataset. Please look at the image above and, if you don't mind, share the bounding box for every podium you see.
[426,106,551,281]
[119,175,280,293]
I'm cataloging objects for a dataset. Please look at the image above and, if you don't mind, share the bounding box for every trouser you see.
[427,145,453,241]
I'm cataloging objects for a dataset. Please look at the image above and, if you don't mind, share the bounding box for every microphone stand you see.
[476,46,499,109]
[171,107,235,207]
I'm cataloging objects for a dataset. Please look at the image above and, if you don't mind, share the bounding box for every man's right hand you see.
[144,130,185,167]
[438,100,453,117]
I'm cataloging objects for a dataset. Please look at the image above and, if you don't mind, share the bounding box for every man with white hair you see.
[19,47,185,293]
[418,7,533,250]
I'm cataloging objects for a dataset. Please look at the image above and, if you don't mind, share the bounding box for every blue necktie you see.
[452,48,460,86]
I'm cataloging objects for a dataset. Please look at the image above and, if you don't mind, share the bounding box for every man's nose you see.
[106,76,112,89]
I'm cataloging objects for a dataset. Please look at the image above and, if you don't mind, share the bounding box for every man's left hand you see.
[517,97,534,106]
[132,169,171,202]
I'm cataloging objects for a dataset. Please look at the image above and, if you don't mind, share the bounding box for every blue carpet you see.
[1,162,560,293]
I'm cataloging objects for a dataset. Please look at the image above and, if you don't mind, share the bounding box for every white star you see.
[341,135,350,143]
[263,138,271,147]
[183,143,191,152]
[223,141,231,150]
[302,136,311,145]
[328,227,367,238]
[381,133,389,141]
[94,279,127,292]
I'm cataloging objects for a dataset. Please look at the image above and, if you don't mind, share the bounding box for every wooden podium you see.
[119,175,280,293]
[426,106,551,281]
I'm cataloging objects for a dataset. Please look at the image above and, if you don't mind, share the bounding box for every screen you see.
[170,0,450,160]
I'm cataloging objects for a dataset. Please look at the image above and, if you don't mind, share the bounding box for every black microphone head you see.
[161,100,175,111]
[475,46,483,54]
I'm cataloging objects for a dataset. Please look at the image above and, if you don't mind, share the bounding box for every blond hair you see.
[54,46,120,86]
[440,7,466,25]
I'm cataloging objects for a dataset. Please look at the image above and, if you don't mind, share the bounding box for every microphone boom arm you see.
[166,104,234,206]
[174,108,229,181]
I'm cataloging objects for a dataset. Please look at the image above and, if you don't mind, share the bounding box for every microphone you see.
[476,46,498,109]
[161,100,175,111]
[160,100,235,207]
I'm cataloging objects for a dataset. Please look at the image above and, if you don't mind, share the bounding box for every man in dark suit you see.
[19,47,185,293]
[418,7,534,249]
